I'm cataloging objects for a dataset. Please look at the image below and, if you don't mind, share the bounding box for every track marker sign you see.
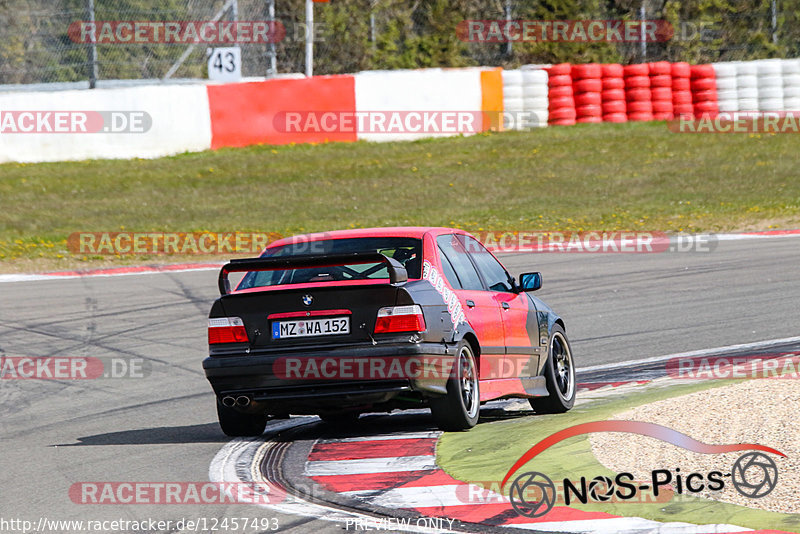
[208,47,241,82]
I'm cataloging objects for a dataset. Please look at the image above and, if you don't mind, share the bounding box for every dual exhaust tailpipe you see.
[222,395,251,408]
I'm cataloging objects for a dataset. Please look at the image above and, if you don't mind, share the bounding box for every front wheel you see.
[216,400,267,437]
[430,340,480,431]
[529,325,576,414]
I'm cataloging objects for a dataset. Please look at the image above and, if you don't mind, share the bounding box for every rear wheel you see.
[216,400,267,437]
[529,325,575,413]
[430,340,480,431]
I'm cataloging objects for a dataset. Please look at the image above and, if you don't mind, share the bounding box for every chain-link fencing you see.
[1,0,798,87]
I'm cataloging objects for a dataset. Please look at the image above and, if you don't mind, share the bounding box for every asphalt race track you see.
[2,237,799,533]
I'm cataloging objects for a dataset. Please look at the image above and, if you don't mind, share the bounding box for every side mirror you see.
[518,272,542,292]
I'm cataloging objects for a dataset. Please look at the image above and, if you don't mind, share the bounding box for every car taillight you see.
[208,317,249,344]
[374,305,426,334]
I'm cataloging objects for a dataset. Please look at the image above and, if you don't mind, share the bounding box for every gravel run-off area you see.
[590,379,799,514]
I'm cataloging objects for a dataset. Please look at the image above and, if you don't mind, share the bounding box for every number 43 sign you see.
[207,47,241,82]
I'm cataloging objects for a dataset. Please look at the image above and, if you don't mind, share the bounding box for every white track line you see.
[343,484,507,508]
[305,455,437,476]
[577,336,800,373]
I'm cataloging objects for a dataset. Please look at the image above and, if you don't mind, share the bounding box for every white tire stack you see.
[712,62,738,112]
[756,59,784,112]
[521,66,549,128]
[736,61,759,112]
[782,59,800,113]
[502,69,524,130]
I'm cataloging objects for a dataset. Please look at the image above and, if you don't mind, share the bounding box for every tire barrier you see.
[713,62,739,113]
[736,61,759,112]
[572,63,603,123]
[502,67,549,130]
[671,62,693,118]
[624,63,653,121]
[522,67,549,128]
[756,59,784,112]
[546,63,576,126]
[690,64,718,118]
[601,63,627,122]
[649,61,673,120]
[783,59,800,112]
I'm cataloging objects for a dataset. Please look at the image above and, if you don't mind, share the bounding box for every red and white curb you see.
[304,433,768,534]
[2,229,800,284]
[209,421,455,533]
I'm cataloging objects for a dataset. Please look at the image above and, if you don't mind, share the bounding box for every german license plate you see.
[272,317,350,339]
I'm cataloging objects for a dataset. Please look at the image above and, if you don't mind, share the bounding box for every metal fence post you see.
[267,0,277,76]
[86,0,98,88]
[504,0,512,56]
[305,0,313,77]
[771,0,778,45]
[640,2,647,62]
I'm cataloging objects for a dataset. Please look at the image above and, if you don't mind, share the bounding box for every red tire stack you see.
[671,62,693,118]
[571,64,603,123]
[601,63,627,123]
[649,61,673,120]
[546,63,576,126]
[690,64,718,118]
[624,63,653,121]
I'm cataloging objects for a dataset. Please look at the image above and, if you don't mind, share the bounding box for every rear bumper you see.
[203,341,455,412]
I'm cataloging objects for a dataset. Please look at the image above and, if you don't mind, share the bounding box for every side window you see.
[437,246,462,289]
[436,235,484,290]
[459,235,513,292]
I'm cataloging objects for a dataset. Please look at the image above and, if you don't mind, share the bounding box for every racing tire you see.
[547,63,572,76]
[648,61,671,76]
[602,63,624,78]
[529,325,576,414]
[650,74,673,88]
[672,78,691,91]
[430,340,480,431]
[671,62,691,78]
[602,77,625,90]
[216,400,267,437]
[549,85,574,99]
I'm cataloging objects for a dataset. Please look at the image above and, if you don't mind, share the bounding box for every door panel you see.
[458,289,505,380]
[496,292,541,380]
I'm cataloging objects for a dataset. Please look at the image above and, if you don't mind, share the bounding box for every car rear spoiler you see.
[218,252,408,295]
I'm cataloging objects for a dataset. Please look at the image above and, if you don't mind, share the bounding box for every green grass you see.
[436,381,800,531]
[1,121,799,269]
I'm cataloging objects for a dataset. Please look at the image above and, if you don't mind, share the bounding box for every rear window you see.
[237,237,423,289]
